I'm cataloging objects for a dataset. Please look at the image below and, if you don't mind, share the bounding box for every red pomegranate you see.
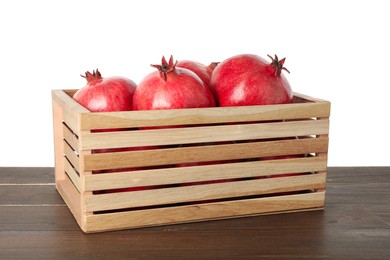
[132,56,216,110]
[210,54,292,106]
[177,60,218,86]
[73,69,136,112]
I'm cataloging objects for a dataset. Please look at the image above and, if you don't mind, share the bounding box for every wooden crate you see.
[52,89,330,233]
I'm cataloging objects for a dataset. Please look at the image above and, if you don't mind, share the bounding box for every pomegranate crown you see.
[207,62,219,73]
[81,68,102,82]
[267,54,290,76]
[151,55,178,81]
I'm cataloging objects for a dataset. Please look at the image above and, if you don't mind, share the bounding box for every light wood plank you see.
[83,136,328,171]
[52,98,65,182]
[80,99,331,130]
[84,156,327,191]
[80,119,329,150]
[56,176,83,230]
[52,90,89,113]
[85,192,325,232]
[64,159,81,192]
[293,92,329,103]
[63,123,79,154]
[79,148,93,214]
[52,90,89,135]
[64,141,80,173]
[85,173,326,212]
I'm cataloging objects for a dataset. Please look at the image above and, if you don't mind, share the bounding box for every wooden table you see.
[1,167,389,259]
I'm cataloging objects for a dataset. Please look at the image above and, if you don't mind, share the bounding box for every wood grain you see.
[51,90,89,135]
[64,140,80,173]
[63,123,79,154]
[0,185,64,205]
[80,100,330,130]
[52,97,66,183]
[80,119,329,150]
[83,137,328,171]
[1,167,390,259]
[84,156,327,191]
[56,176,83,230]
[0,167,54,184]
[86,192,325,233]
[64,158,81,192]
[85,173,326,212]
[53,90,330,132]
[1,228,389,259]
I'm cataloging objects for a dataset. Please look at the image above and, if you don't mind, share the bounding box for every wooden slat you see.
[80,149,93,214]
[80,99,331,130]
[64,159,81,192]
[52,98,66,183]
[85,192,325,232]
[315,116,330,192]
[56,176,83,230]
[52,89,89,114]
[63,123,79,154]
[293,92,329,103]
[85,173,326,212]
[52,90,89,135]
[80,119,329,150]
[83,136,328,171]
[64,141,80,173]
[84,156,327,191]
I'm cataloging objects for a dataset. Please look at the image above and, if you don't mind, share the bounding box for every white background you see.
[0,0,389,167]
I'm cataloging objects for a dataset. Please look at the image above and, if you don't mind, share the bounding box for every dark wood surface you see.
[1,167,389,259]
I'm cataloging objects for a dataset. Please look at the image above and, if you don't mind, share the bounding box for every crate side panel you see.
[85,192,325,233]
[293,92,329,103]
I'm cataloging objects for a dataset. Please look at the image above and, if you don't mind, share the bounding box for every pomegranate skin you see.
[133,57,216,110]
[74,70,136,112]
[177,60,218,86]
[210,54,292,107]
